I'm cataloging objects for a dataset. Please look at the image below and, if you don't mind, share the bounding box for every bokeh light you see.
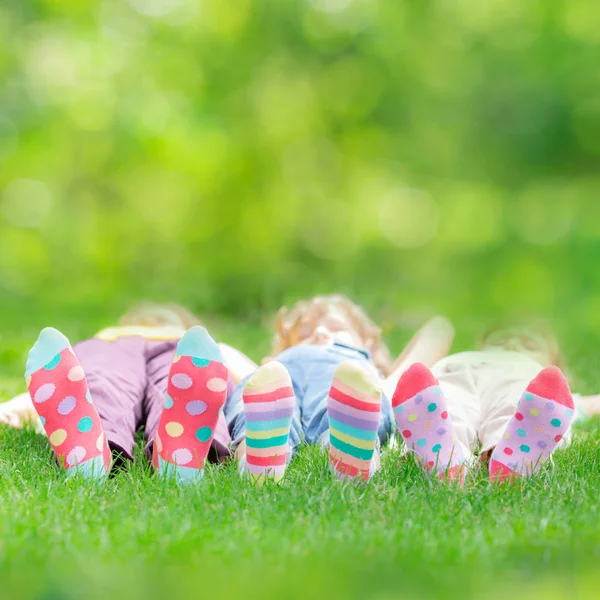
[0,0,597,332]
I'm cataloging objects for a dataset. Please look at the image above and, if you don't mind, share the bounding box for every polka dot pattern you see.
[34,383,56,404]
[172,448,193,465]
[68,366,85,382]
[154,349,229,476]
[196,426,213,443]
[57,396,77,416]
[45,354,61,370]
[67,446,86,467]
[392,369,465,482]
[166,422,184,437]
[192,357,210,368]
[171,373,193,390]
[186,400,207,416]
[26,344,109,480]
[490,376,575,480]
[50,429,67,446]
[207,378,228,393]
[78,417,93,433]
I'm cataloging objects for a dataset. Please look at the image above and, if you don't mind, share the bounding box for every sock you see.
[490,367,575,482]
[25,328,111,480]
[241,361,295,483]
[154,326,229,484]
[328,360,381,482]
[392,363,465,482]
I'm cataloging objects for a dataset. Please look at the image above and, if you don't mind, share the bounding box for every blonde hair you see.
[272,294,393,375]
[478,321,563,369]
[119,302,202,330]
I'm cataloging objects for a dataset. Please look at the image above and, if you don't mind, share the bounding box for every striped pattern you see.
[327,361,381,482]
[242,362,295,483]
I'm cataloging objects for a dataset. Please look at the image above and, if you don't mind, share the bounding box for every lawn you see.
[1,310,599,600]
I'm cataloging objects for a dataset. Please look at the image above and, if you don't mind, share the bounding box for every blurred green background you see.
[1,0,600,337]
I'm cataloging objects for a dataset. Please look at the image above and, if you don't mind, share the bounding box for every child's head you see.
[119,302,202,330]
[478,322,562,368]
[272,294,393,375]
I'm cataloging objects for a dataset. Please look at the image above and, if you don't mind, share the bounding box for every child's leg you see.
[489,367,574,481]
[153,327,229,484]
[239,362,295,483]
[26,329,112,480]
[74,336,149,461]
[144,339,231,464]
[392,363,466,481]
[327,361,382,482]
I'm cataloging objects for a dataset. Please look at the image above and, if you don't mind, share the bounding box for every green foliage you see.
[1,0,600,326]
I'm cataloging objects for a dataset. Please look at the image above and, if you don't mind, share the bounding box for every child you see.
[21,303,256,483]
[392,324,576,482]
[223,295,454,483]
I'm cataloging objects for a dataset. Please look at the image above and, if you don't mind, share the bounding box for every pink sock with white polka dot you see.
[392,363,466,482]
[490,367,574,482]
[153,327,229,484]
[25,328,111,480]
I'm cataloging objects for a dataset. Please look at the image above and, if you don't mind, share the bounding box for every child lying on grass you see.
[224,295,454,483]
[20,303,256,483]
[392,324,577,483]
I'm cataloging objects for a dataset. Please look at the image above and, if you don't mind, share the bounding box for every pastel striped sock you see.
[328,361,381,482]
[154,326,229,485]
[241,362,295,484]
[25,328,111,480]
[392,363,465,482]
[490,367,575,482]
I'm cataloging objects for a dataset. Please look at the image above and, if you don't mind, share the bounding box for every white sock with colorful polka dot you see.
[490,367,575,482]
[153,327,229,485]
[392,363,466,482]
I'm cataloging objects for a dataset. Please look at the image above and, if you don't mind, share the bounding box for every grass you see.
[1,314,600,600]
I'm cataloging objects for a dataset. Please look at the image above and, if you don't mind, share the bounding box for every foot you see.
[392,363,465,482]
[154,326,229,484]
[328,360,381,482]
[25,328,111,480]
[490,367,575,482]
[241,361,295,484]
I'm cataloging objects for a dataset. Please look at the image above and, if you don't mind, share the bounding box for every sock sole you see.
[392,363,465,482]
[490,366,574,482]
[328,360,381,482]
[242,361,295,484]
[154,326,229,484]
[26,328,111,480]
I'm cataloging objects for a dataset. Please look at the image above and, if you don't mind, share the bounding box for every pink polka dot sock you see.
[241,361,295,484]
[25,328,111,480]
[490,367,575,482]
[153,326,229,485]
[328,360,381,483]
[392,363,466,482]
